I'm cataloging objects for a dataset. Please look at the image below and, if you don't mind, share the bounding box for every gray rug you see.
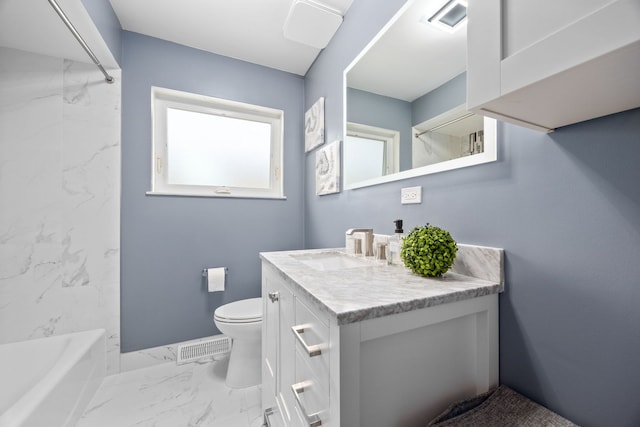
[427,385,578,426]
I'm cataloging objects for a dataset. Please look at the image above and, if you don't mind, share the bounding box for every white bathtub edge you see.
[0,329,106,427]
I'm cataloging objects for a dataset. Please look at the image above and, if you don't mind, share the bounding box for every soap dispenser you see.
[388,219,404,265]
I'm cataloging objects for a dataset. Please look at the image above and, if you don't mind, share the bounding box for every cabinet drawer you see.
[293,298,330,386]
[292,348,329,427]
[295,297,328,338]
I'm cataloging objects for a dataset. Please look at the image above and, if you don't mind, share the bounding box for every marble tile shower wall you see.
[0,47,121,373]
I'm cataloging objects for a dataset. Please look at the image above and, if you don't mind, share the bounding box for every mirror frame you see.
[342,0,497,190]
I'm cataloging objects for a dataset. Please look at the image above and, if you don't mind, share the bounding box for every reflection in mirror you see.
[344,122,399,187]
[412,104,484,168]
[344,0,497,190]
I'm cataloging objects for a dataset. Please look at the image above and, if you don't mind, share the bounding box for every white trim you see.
[343,2,498,191]
[150,86,285,199]
[346,122,399,173]
[345,113,497,190]
[145,191,287,200]
[344,122,400,189]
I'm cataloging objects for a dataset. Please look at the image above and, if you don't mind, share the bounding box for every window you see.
[150,87,284,199]
[344,122,399,188]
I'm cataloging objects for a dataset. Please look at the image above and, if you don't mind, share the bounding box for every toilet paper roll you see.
[207,267,226,292]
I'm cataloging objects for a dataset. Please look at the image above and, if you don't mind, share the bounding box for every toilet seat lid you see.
[214,297,262,323]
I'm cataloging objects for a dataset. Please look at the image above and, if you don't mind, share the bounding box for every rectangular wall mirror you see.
[343,0,497,190]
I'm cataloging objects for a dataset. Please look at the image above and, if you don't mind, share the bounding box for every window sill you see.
[145,191,287,200]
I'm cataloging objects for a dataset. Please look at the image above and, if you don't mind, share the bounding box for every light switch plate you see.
[401,186,422,204]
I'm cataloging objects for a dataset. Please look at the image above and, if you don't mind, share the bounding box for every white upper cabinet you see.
[467,0,640,132]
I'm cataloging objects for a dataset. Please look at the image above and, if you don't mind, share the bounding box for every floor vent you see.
[177,336,231,365]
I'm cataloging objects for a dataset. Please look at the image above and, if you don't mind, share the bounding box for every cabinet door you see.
[262,265,297,426]
[467,0,640,131]
[278,281,297,425]
[262,269,281,413]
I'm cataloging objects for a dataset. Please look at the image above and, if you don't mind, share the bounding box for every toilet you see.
[213,297,262,388]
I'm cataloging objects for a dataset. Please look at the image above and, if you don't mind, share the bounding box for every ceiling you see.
[110,0,466,100]
[0,0,118,68]
[347,0,467,102]
[109,0,337,76]
[0,0,465,102]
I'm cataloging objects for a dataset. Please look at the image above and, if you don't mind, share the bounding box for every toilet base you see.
[225,337,261,389]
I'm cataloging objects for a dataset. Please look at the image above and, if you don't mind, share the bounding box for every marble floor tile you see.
[78,358,263,427]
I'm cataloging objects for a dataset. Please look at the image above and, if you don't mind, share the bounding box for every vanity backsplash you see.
[451,244,504,284]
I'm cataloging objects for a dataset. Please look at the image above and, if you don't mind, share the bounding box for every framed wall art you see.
[316,140,341,195]
[305,97,325,152]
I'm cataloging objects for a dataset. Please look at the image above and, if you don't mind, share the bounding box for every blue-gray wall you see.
[82,0,122,65]
[347,88,412,171]
[412,72,466,125]
[120,31,305,352]
[305,1,640,426]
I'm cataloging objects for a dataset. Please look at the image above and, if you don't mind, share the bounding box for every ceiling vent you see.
[421,0,468,33]
[283,0,348,49]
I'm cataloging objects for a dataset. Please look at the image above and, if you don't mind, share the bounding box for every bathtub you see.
[0,329,106,427]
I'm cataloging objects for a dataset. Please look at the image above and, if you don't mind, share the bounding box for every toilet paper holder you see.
[202,267,228,277]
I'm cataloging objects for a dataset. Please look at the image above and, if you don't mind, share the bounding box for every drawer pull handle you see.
[268,291,279,303]
[292,381,322,427]
[292,324,322,357]
[263,407,278,427]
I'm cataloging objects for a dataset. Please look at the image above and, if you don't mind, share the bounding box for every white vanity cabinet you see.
[263,263,332,427]
[262,265,297,427]
[261,247,502,427]
[467,0,640,132]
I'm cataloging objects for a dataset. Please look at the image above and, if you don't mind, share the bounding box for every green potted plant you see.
[400,223,458,277]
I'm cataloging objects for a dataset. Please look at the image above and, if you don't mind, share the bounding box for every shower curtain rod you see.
[47,0,114,84]
[414,112,474,137]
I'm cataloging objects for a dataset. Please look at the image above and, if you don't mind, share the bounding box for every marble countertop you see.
[260,247,504,326]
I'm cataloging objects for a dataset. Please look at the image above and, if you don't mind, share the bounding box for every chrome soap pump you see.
[388,219,404,265]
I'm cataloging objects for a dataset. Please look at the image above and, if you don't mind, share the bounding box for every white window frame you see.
[148,86,285,199]
[344,122,400,189]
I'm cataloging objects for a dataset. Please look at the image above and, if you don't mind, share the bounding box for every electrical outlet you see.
[401,186,422,204]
